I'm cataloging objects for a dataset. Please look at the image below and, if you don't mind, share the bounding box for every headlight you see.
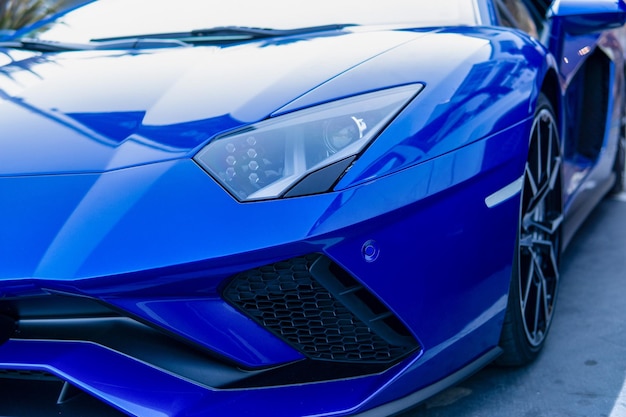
[194,84,422,201]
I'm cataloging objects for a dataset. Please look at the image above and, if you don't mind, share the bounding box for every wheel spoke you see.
[533,280,541,339]
[532,248,546,338]
[521,250,535,311]
[549,156,561,190]
[524,156,560,217]
[525,165,539,197]
[523,211,563,236]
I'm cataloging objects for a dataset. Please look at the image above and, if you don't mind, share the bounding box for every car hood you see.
[0,29,424,176]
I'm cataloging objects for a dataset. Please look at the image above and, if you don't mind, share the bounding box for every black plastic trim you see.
[284,156,356,198]
[310,256,417,349]
[15,315,260,388]
[1,292,416,389]
[353,347,502,417]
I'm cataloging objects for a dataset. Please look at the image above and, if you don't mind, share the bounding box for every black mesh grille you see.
[222,254,419,363]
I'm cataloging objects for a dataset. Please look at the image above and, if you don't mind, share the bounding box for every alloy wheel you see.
[518,107,563,347]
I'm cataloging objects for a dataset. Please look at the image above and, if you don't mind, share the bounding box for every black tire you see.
[497,93,563,366]
[610,120,625,194]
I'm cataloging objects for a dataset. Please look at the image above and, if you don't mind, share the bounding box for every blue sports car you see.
[0,0,625,415]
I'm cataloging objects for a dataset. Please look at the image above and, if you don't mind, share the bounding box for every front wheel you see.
[497,94,563,366]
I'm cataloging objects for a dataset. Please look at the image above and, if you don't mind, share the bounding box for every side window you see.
[495,0,539,39]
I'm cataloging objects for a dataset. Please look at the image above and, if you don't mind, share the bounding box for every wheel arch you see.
[539,68,562,139]
[539,69,565,211]
[539,66,564,188]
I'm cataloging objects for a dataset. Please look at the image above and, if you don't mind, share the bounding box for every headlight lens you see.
[194,84,422,201]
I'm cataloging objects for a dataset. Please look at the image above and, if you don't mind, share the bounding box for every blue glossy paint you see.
[0,0,624,415]
[0,30,420,175]
[331,27,549,188]
[551,0,626,25]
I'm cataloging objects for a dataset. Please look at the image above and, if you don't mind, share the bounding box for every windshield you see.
[24,0,479,43]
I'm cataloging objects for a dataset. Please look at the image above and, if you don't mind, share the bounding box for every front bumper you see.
[0,124,525,415]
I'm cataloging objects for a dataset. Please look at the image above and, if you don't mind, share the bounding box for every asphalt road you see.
[399,192,626,417]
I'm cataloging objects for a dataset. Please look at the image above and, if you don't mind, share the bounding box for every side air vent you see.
[222,254,419,364]
[0,369,56,381]
[575,51,609,160]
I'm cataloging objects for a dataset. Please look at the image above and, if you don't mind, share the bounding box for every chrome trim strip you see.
[485,176,523,208]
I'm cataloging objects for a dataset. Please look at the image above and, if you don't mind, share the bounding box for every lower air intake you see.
[222,254,419,363]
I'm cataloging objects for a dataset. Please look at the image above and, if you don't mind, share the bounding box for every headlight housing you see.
[194,84,422,201]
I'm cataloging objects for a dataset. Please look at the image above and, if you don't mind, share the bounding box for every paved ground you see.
[399,193,626,417]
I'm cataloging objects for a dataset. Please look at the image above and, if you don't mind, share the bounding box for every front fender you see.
[332,27,556,189]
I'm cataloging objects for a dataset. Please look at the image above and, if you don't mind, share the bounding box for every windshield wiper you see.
[91,24,357,44]
[0,38,190,52]
[0,39,84,52]
[0,24,355,52]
